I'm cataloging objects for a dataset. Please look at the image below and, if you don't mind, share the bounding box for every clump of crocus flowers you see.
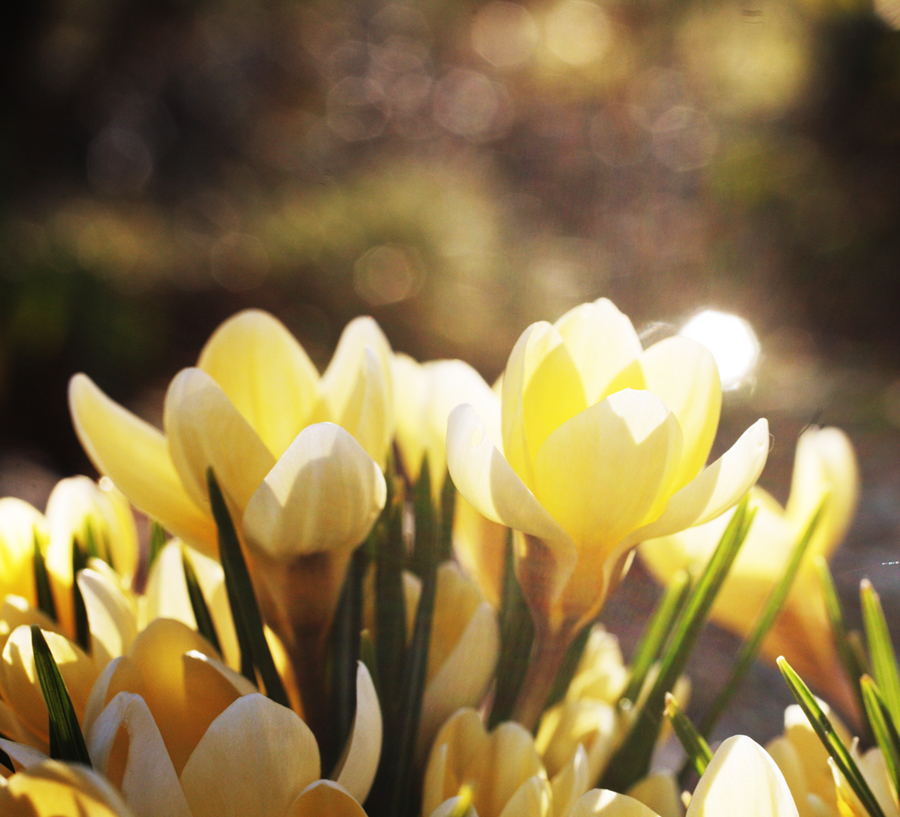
[0,298,885,817]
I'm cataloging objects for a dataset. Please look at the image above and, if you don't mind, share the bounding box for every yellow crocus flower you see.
[69,309,393,557]
[446,298,768,726]
[641,427,858,711]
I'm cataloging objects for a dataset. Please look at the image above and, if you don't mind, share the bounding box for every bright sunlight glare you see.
[680,309,760,390]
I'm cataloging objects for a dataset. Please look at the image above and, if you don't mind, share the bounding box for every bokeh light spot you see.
[680,309,760,390]
[471,2,539,69]
[545,0,611,66]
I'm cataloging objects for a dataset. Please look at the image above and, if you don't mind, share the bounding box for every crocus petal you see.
[474,722,546,817]
[179,693,320,817]
[627,772,683,817]
[286,780,369,817]
[497,775,552,817]
[243,423,386,559]
[197,309,320,457]
[68,374,216,553]
[534,390,683,551]
[0,498,44,605]
[393,353,429,483]
[447,403,575,584]
[451,496,508,609]
[627,418,770,545]
[686,735,798,817]
[0,738,49,770]
[641,336,721,493]
[331,662,382,803]
[78,568,137,671]
[164,368,276,515]
[501,322,588,490]
[88,692,191,817]
[553,298,645,404]
[569,789,660,817]
[550,744,589,817]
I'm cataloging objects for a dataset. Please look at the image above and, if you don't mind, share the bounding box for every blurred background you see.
[2,0,900,744]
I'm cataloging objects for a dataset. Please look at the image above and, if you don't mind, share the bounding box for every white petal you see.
[331,662,382,803]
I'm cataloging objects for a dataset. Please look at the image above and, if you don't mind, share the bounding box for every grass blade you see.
[33,532,58,623]
[31,625,91,766]
[665,692,712,777]
[207,468,289,708]
[181,546,221,655]
[621,569,692,706]
[600,497,754,792]
[699,498,827,737]
[779,657,886,817]
[860,675,900,806]
[861,579,900,728]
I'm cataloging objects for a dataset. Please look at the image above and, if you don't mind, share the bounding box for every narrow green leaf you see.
[665,692,712,777]
[31,625,91,766]
[621,569,692,706]
[181,547,221,654]
[699,498,827,738]
[410,458,435,577]
[862,579,900,728]
[439,473,456,563]
[71,540,90,654]
[207,468,289,708]
[82,523,100,560]
[861,675,900,806]
[817,557,868,726]
[779,657,886,817]
[33,532,58,623]
[488,528,534,729]
[148,520,167,569]
[360,629,378,688]
[600,497,754,792]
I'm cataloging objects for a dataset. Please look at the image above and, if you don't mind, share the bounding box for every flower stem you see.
[511,623,575,732]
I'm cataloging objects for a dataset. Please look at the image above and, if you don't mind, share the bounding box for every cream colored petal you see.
[88,692,191,817]
[243,422,386,559]
[447,404,575,585]
[392,352,428,483]
[68,374,216,554]
[686,735,798,817]
[551,744,589,817]
[320,316,394,416]
[286,780,369,817]
[497,776,552,817]
[182,650,257,697]
[0,738,49,770]
[331,662,382,803]
[0,498,46,605]
[197,309,320,457]
[785,427,859,558]
[474,722,546,817]
[501,322,588,489]
[0,597,64,654]
[424,708,488,814]
[84,657,126,738]
[78,569,137,671]
[180,693,320,817]
[0,700,48,751]
[570,789,662,817]
[536,698,617,784]
[96,478,140,582]
[626,772,683,817]
[350,346,393,469]
[641,336,721,493]
[554,298,645,404]
[419,596,499,760]
[534,391,683,551]
[164,368,275,515]
[451,497,508,609]
[766,736,810,817]
[423,743,452,817]
[627,418,770,546]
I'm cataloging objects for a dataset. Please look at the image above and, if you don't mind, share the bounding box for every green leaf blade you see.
[181,547,222,655]
[861,579,900,728]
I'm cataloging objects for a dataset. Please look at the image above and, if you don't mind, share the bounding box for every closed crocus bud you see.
[69,310,394,558]
[641,427,858,712]
[447,298,769,727]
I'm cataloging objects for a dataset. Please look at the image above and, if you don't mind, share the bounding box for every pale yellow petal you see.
[550,744,589,817]
[179,693,320,817]
[68,374,215,554]
[628,418,770,545]
[536,697,617,784]
[451,496,508,609]
[627,772,684,817]
[0,738,49,770]
[474,722,546,817]
[331,662,382,803]
[242,423,386,558]
[286,780,369,817]
[87,691,191,817]
[497,776,552,817]
[570,789,662,817]
[447,403,576,594]
[686,735,798,817]
[78,568,137,670]
[0,498,45,604]
[641,336,721,492]
[501,322,588,489]
[534,390,683,550]
[554,298,645,404]
[164,367,275,514]
[197,309,320,457]
[96,478,140,582]
[392,352,428,483]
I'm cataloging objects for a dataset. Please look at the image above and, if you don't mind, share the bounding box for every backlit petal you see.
[286,780,369,817]
[78,569,137,671]
[570,789,660,817]
[197,309,320,457]
[68,374,215,553]
[331,662,382,803]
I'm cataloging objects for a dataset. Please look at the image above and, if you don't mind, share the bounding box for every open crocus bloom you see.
[446,298,769,684]
[69,309,393,558]
[641,427,858,710]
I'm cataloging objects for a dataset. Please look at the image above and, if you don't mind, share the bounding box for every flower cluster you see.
[0,298,876,817]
